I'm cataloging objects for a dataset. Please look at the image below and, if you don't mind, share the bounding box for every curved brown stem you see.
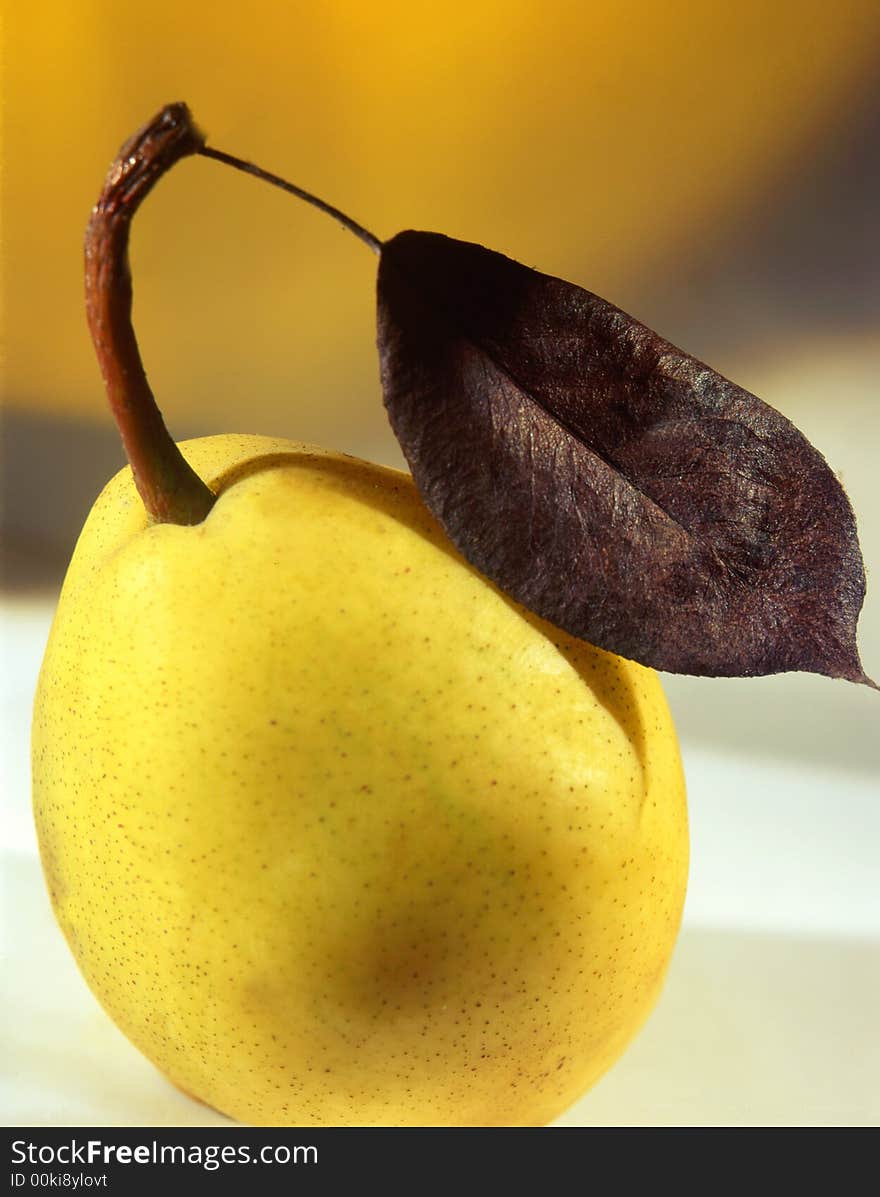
[84,102,216,524]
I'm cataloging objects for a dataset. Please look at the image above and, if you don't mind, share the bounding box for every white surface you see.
[4,846,877,1128]
[2,598,878,1126]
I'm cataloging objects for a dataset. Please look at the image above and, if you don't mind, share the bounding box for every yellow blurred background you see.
[2,0,879,725]
[4,0,879,430]
[4,0,879,728]
[3,1,880,1127]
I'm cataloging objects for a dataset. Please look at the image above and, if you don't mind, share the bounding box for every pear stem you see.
[198,146,383,254]
[85,102,217,525]
[86,102,382,525]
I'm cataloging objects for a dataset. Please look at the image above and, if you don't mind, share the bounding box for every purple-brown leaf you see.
[377,230,873,684]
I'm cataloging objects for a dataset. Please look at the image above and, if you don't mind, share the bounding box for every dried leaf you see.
[377,230,873,684]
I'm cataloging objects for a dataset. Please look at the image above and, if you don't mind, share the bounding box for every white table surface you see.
[3,597,878,1127]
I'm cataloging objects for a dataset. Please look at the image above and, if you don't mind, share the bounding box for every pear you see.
[32,433,687,1127]
[32,104,688,1127]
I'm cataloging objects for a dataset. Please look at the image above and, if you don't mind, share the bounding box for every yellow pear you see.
[32,100,689,1126]
[33,434,687,1126]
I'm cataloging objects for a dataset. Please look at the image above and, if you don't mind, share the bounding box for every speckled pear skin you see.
[32,434,688,1127]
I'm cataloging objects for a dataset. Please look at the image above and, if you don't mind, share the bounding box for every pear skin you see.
[32,434,688,1127]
